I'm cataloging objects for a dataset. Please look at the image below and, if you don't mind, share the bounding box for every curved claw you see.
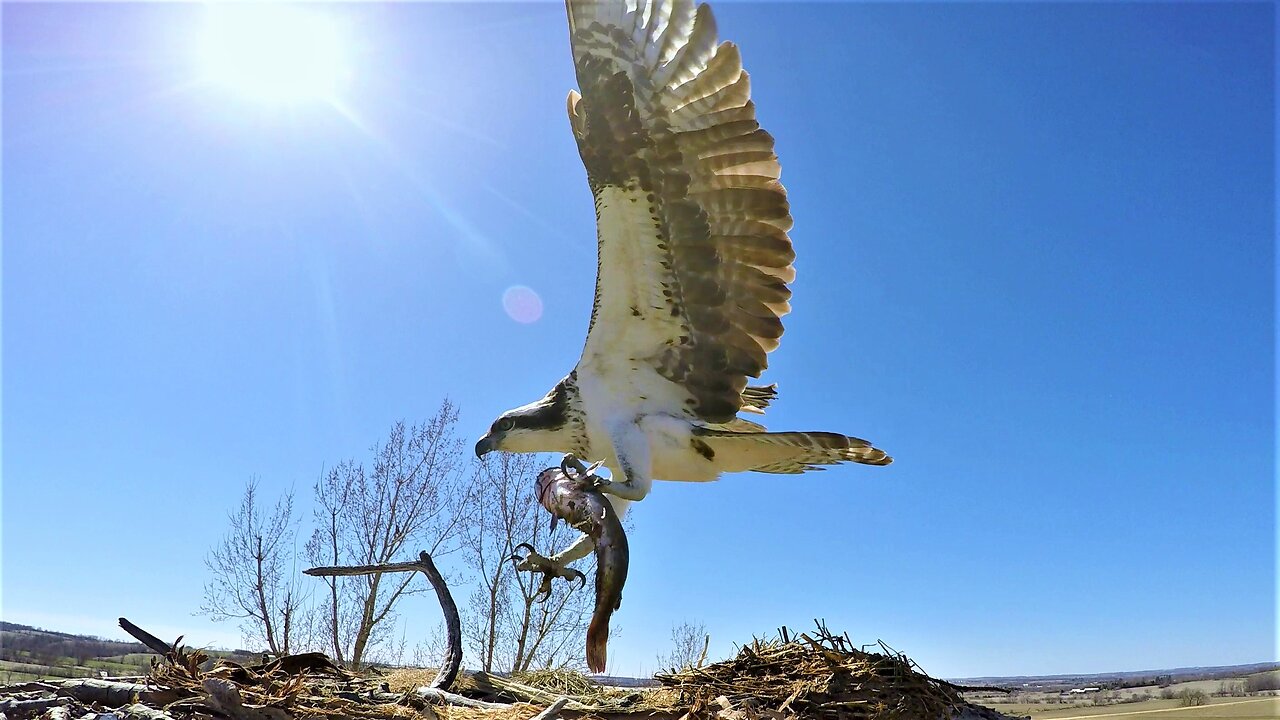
[532,576,553,603]
[560,454,586,478]
[567,568,587,590]
[561,454,606,485]
[510,542,537,564]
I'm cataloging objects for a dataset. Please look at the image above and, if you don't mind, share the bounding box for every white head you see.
[475,384,573,458]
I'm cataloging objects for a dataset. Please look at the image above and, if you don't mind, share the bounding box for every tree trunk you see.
[512,596,534,673]
[349,572,382,667]
[253,536,280,656]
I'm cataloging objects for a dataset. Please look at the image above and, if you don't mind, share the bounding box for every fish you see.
[534,462,629,674]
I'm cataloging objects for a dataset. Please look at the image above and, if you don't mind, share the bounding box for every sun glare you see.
[200,5,348,104]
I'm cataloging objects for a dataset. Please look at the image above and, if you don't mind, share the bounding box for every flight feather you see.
[565,0,794,424]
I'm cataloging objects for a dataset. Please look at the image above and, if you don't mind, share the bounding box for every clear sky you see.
[2,2,1274,679]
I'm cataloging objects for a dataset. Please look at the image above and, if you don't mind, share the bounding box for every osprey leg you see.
[511,543,585,602]
[597,419,654,502]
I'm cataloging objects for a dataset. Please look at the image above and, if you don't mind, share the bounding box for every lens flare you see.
[502,286,543,324]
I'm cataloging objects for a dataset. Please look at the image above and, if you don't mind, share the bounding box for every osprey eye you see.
[497,418,515,432]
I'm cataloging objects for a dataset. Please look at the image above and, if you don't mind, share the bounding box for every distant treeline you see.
[0,622,148,666]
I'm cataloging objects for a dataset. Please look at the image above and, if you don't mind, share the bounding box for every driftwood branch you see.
[305,551,461,691]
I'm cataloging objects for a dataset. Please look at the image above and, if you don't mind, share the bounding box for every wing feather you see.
[566,0,795,424]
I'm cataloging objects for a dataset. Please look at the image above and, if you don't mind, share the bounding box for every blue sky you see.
[2,2,1274,679]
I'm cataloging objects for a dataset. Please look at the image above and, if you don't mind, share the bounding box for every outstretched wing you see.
[566,0,794,424]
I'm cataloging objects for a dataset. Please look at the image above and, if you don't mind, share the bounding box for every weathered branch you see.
[0,696,68,717]
[305,550,461,690]
[410,688,510,710]
[527,697,568,720]
[57,679,176,707]
[118,617,174,657]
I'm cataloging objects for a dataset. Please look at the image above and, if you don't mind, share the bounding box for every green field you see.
[980,696,1278,720]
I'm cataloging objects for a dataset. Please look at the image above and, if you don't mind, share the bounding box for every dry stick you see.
[304,551,461,691]
[118,618,174,657]
[696,634,711,668]
[0,696,69,715]
[469,674,592,711]
[411,688,510,710]
[527,697,568,720]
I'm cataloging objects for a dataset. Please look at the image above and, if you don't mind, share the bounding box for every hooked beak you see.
[475,434,498,458]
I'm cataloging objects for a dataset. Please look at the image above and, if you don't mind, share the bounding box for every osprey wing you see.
[566,0,794,424]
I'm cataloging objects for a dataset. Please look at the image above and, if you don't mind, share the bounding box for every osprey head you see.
[475,389,570,458]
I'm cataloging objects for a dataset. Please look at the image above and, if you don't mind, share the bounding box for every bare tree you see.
[461,451,594,673]
[305,400,469,669]
[200,479,303,655]
[656,620,709,673]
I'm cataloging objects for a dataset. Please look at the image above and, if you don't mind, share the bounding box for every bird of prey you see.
[475,0,891,571]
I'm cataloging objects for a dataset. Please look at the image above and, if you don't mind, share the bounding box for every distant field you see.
[980,696,1279,720]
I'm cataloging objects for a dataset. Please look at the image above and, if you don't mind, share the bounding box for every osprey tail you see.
[694,428,892,474]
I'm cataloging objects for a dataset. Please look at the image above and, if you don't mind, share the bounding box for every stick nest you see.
[652,624,965,720]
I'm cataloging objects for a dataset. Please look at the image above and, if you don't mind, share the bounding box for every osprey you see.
[476,0,891,570]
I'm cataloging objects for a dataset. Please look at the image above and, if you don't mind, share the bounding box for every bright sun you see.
[200,4,348,104]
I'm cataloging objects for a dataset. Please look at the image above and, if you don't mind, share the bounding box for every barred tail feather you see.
[695,428,892,473]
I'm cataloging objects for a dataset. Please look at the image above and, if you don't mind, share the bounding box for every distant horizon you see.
[1,619,1275,685]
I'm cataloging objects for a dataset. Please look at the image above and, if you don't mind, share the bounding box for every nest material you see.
[2,626,1012,720]
[508,670,601,700]
[653,626,965,720]
[152,645,425,720]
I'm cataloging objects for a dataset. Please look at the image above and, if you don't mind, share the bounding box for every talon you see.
[561,453,588,479]
[509,542,585,601]
[533,576,555,603]
[561,454,608,488]
[510,542,536,564]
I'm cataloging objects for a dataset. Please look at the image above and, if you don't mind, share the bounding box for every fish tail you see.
[586,614,609,673]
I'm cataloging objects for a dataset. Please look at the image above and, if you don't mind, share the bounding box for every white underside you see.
[576,186,724,485]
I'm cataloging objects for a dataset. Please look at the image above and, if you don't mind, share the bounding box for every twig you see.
[304,551,461,691]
